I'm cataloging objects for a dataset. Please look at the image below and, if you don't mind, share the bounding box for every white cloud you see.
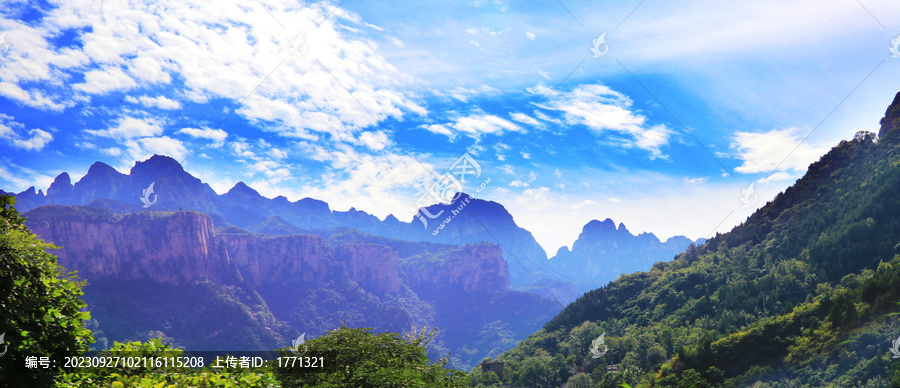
[73,67,137,94]
[422,124,455,138]
[757,171,793,183]
[0,163,55,193]
[509,112,541,127]
[133,95,182,110]
[356,131,392,151]
[0,114,54,151]
[0,0,422,148]
[297,143,435,220]
[608,197,622,203]
[533,109,561,124]
[683,177,707,184]
[124,136,188,161]
[509,179,526,187]
[0,82,67,111]
[178,127,228,147]
[513,186,554,211]
[731,127,830,174]
[526,32,535,41]
[432,113,522,138]
[102,147,123,157]
[533,83,672,157]
[88,117,164,139]
[570,199,596,210]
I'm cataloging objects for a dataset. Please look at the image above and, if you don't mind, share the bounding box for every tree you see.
[566,372,593,388]
[276,325,469,387]
[0,195,93,388]
[646,345,667,367]
[517,356,553,387]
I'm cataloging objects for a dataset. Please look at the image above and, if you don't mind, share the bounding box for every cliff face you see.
[219,233,331,286]
[333,244,400,294]
[27,210,236,284]
[879,91,900,137]
[21,204,555,370]
[25,206,408,295]
[406,243,510,294]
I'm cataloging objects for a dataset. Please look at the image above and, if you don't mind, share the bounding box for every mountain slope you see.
[471,92,900,388]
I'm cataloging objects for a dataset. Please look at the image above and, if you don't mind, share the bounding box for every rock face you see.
[219,233,331,286]
[333,244,400,294]
[27,209,236,284]
[406,243,510,294]
[21,203,558,370]
[26,207,406,295]
[879,91,900,137]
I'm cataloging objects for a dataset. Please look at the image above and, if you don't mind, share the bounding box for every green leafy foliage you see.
[469,129,900,387]
[275,325,469,387]
[0,195,94,388]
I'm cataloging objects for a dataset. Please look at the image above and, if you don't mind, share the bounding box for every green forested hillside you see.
[471,107,900,387]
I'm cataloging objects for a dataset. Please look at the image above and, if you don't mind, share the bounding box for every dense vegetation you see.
[0,196,94,388]
[472,129,900,387]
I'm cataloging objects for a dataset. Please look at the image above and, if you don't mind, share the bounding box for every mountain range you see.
[2,141,701,371]
[4,154,700,300]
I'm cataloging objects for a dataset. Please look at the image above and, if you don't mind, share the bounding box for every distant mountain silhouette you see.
[551,218,702,294]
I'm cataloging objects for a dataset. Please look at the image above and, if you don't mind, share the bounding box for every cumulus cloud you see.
[124,136,188,161]
[509,112,541,127]
[127,95,182,110]
[0,0,423,145]
[428,113,522,138]
[356,131,392,151]
[532,83,672,157]
[731,127,830,174]
[87,117,164,139]
[178,127,228,147]
[0,114,53,151]
[297,142,435,219]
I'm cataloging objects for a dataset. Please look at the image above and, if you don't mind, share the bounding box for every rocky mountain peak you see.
[227,181,261,197]
[582,218,618,236]
[85,161,121,177]
[47,172,73,197]
[130,154,185,177]
[879,91,900,137]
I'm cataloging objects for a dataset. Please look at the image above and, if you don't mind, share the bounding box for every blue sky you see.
[1,0,899,257]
